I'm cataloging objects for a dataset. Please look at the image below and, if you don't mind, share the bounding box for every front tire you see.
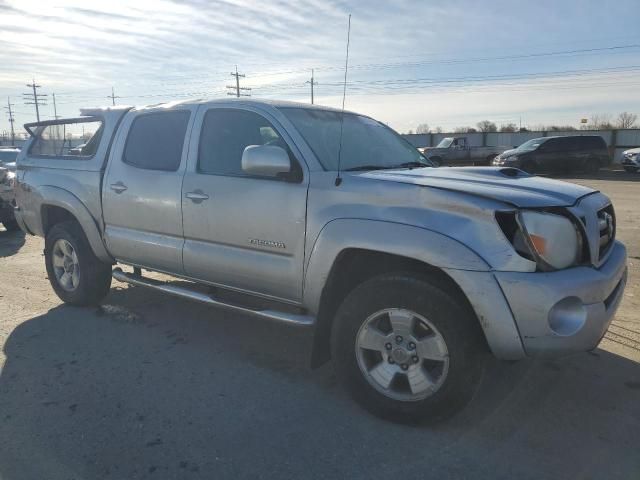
[331,273,485,424]
[45,221,112,306]
[584,158,600,174]
[2,218,20,232]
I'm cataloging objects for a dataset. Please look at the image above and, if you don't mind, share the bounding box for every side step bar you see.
[112,268,315,327]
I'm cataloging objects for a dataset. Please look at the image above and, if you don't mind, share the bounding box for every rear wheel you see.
[331,273,485,424]
[623,166,638,173]
[45,221,112,306]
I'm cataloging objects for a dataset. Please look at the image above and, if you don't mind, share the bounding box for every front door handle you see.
[185,190,210,203]
[110,181,127,193]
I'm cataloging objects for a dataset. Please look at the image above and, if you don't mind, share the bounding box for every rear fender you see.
[37,186,113,263]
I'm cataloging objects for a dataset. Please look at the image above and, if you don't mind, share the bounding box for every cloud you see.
[1,0,639,131]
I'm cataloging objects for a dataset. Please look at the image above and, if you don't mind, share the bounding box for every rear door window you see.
[29,119,103,158]
[123,111,190,171]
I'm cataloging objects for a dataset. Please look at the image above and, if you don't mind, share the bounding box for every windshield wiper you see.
[390,161,431,169]
[344,165,395,171]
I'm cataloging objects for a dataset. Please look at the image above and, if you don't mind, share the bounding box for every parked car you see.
[419,136,508,166]
[492,135,610,174]
[0,147,19,231]
[14,100,627,423]
[621,147,639,173]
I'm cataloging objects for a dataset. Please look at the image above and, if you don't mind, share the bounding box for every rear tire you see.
[2,219,20,232]
[331,273,485,424]
[623,166,638,173]
[45,221,112,306]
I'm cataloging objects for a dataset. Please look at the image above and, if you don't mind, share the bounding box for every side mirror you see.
[241,145,291,178]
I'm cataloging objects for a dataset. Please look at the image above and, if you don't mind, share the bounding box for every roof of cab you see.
[130,97,348,114]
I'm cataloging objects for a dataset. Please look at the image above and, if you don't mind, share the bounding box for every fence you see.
[402,129,640,163]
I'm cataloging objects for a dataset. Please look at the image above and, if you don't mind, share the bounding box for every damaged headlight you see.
[497,210,583,270]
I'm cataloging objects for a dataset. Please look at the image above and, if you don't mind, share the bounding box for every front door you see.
[102,108,196,273]
[181,106,308,303]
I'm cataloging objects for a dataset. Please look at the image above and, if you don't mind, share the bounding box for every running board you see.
[112,268,314,327]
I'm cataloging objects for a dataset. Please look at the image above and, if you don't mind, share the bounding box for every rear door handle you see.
[110,182,127,193]
[185,190,209,203]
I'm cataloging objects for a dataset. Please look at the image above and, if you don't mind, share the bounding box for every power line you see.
[52,93,59,119]
[107,86,121,106]
[226,65,251,98]
[23,78,47,122]
[305,69,318,104]
[4,97,16,145]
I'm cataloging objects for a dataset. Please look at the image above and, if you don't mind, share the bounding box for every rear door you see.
[181,105,309,303]
[102,107,196,273]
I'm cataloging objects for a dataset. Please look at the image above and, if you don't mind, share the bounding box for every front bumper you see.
[495,241,627,356]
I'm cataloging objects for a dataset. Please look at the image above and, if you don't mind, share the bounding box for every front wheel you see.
[2,218,20,232]
[584,158,600,174]
[331,274,485,424]
[45,221,112,306]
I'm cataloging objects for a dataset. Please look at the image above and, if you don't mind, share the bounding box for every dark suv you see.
[492,135,610,174]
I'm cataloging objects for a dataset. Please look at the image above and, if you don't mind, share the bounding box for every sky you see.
[1,0,640,136]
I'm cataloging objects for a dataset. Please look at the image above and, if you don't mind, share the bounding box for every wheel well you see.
[309,248,484,368]
[41,205,77,236]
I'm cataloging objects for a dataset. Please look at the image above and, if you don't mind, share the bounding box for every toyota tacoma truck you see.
[13,100,627,423]
[419,136,509,166]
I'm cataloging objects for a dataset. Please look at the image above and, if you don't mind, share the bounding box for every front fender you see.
[302,218,489,315]
[34,186,113,263]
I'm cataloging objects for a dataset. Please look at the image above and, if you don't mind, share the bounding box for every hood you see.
[499,148,520,158]
[359,166,595,208]
[623,147,640,155]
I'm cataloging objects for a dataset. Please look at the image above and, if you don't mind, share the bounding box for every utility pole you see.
[305,69,318,104]
[24,78,47,122]
[107,86,120,106]
[226,65,251,98]
[4,97,16,145]
[52,93,60,119]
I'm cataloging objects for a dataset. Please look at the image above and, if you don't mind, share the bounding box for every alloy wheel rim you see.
[355,308,449,402]
[52,239,80,292]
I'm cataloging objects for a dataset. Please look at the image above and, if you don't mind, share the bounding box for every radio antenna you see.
[334,13,351,187]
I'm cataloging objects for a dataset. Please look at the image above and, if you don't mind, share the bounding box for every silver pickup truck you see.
[13,100,627,423]
[420,136,508,166]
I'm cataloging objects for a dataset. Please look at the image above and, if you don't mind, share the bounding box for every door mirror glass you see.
[242,145,291,177]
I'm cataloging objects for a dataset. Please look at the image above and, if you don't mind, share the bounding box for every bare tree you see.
[416,123,430,134]
[407,129,414,134]
[453,126,477,133]
[476,120,497,132]
[499,123,517,132]
[547,125,577,132]
[589,113,613,130]
[616,112,637,129]
[433,126,443,134]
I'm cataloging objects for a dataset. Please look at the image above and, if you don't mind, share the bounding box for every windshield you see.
[279,107,431,171]
[0,150,19,163]
[436,138,454,148]
[516,138,546,151]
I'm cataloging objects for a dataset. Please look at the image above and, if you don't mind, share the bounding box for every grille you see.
[597,205,615,260]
